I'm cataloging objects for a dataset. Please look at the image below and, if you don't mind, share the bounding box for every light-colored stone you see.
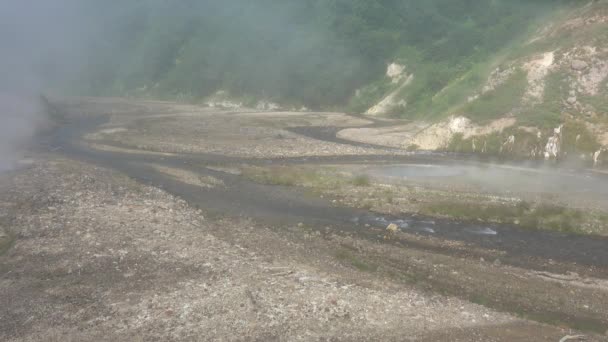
[524,51,555,101]
[411,116,516,151]
[580,61,608,95]
[386,223,399,233]
[366,74,414,115]
[571,59,589,71]
[545,125,563,160]
[386,62,407,83]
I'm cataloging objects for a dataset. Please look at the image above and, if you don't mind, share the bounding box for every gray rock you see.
[571,60,588,71]
[567,96,578,105]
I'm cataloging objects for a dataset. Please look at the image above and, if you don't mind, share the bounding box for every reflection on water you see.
[358,214,494,237]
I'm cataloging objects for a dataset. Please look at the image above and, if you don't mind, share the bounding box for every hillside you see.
[70,0,608,164]
[76,0,560,107]
[395,1,608,164]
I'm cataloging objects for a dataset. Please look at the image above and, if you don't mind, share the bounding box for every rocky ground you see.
[77,97,399,158]
[0,157,574,342]
[2,97,608,341]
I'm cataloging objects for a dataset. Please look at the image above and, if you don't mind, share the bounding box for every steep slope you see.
[71,1,606,163]
[75,0,559,109]
[384,1,608,164]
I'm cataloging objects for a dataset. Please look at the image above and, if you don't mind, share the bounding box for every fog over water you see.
[366,162,608,202]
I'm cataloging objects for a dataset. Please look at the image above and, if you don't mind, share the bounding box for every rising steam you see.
[0,0,92,170]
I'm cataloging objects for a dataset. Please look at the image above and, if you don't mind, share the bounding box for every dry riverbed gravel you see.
[3,97,606,340]
[0,157,576,341]
[82,101,398,158]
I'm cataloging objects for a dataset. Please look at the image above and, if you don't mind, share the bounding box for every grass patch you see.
[422,200,587,234]
[446,132,504,155]
[445,116,600,160]
[459,69,527,124]
[243,166,375,191]
[405,144,420,152]
[242,166,345,189]
[517,71,566,129]
[335,249,378,272]
[351,175,371,187]
[347,78,399,114]
[517,106,562,129]
[562,120,601,154]
[445,127,545,158]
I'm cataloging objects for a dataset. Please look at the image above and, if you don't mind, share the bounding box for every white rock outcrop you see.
[366,74,413,115]
[594,149,602,166]
[501,135,516,153]
[411,116,516,150]
[580,61,608,95]
[544,125,563,159]
[523,51,555,102]
[571,59,589,71]
[255,101,281,111]
[386,63,407,83]
[205,91,243,109]
[365,62,412,116]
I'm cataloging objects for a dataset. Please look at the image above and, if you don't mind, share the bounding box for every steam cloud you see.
[0,0,91,170]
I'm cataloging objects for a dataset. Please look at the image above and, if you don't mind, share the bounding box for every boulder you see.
[571,60,589,71]
[386,223,399,233]
[567,96,578,105]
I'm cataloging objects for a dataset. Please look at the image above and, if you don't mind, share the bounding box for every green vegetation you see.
[461,69,527,123]
[347,79,399,114]
[242,166,343,189]
[445,117,600,159]
[562,120,601,154]
[351,175,371,187]
[445,127,544,158]
[243,165,608,235]
[422,200,590,234]
[74,0,571,111]
[517,72,566,128]
[242,166,374,189]
[335,249,378,272]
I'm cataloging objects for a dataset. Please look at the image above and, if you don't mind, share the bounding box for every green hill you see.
[75,0,567,110]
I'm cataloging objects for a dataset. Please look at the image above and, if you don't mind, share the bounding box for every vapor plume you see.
[0,0,92,170]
